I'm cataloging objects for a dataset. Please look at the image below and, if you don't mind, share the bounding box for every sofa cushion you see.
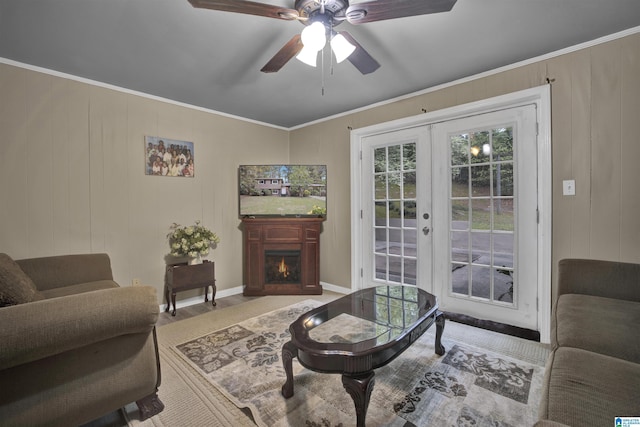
[0,253,44,307]
[39,280,119,299]
[539,347,640,426]
[554,294,640,363]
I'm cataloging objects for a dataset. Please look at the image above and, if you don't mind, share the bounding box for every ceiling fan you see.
[188,0,457,74]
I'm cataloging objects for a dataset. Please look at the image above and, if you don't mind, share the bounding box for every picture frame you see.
[145,136,194,177]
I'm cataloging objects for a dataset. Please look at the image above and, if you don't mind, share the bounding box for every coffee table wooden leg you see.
[281,341,298,398]
[342,371,375,427]
[435,310,446,355]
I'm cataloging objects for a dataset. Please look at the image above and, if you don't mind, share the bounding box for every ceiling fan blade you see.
[260,34,304,73]
[189,0,301,20]
[339,32,380,75]
[345,0,456,24]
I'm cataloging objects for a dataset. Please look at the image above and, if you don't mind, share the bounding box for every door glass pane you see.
[493,233,514,266]
[371,142,417,286]
[471,199,491,230]
[375,201,386,225]
[451,134,469,165]
[492,127,513,161]
[493,163,513,197]
[388,145,401,171]
[494,267,514,303]
[471,165,490,196]
[403,144,416,170]
[451,231,470,264]
[451,200,468,229]
[374,148,386,172]
[389,229,402,255]
[471,265,491,299]
[403,201,416,224]
[375,255,387,280]
[388,173,402,199]
[493,200,514,231]
[451,264,469,296]
[404,258,417,285]
[451,166,468,196]
[403,172,416,198]
[375,175,387,199]
[449,126,515,306]
[470,131,490,164]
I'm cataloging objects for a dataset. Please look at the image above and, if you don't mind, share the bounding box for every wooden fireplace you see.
[242,217,323,296]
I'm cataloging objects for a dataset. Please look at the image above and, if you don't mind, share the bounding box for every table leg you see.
[435,310,446,355]
[342,371,375,427]
[211,283,217,306]
[281,341,298,398]
[170,292,177,317]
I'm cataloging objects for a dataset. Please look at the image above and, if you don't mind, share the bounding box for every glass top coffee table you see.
[281,285,445,427]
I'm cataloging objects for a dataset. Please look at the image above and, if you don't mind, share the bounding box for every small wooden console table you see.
[165,261,216,316]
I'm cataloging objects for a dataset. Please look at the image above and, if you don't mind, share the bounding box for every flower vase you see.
[189,254,202,265]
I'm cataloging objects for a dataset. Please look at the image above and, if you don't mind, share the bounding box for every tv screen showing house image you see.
[238,165,327,217]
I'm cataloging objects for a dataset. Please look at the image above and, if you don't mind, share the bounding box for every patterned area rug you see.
[171,300,547,427]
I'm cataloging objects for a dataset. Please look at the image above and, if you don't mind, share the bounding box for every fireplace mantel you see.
[242,217,323,296]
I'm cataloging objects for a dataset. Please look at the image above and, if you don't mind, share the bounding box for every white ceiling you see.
[1,0,640,128]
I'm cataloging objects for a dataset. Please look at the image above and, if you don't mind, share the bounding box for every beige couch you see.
[535,259,640,426]
[0,253,164,426]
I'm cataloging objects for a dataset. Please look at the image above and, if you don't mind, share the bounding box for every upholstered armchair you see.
[0,253,164,426]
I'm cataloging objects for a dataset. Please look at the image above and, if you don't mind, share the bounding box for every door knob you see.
[422,226,430,236]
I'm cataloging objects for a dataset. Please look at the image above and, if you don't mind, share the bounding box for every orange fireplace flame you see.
[278,256,289,278]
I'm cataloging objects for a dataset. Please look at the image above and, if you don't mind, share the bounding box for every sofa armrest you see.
[557,258,640,302]
[0,286,158,370]
[16,253,114,292]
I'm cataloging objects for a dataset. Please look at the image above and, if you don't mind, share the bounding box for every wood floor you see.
[156,293,262,327]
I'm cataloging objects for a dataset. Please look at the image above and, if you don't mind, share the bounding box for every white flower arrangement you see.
[167,221,220,258]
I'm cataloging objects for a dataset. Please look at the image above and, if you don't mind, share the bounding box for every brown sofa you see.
[0,253,164,426]
[535,259,640,426]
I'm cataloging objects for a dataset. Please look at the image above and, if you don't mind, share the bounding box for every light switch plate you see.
[562,180,576,196]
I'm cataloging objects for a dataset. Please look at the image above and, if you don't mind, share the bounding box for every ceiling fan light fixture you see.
[330,33,356,63]
[296,45,319,67]
[300,21,327,52]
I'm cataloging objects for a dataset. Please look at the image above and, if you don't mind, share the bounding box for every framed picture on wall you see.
[145,136,194,177]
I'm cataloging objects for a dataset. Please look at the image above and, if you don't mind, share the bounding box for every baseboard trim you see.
[158,281,349,311]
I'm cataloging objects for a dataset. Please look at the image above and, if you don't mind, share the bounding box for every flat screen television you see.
[238,165,327,218]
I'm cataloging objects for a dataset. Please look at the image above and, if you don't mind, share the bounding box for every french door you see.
[431,105,539,330]
[353,90,549,336]
[360,127,431,291]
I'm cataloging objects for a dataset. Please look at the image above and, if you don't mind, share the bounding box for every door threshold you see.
[444,311,540,342]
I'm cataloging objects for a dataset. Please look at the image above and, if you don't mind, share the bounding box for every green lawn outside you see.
[240,195,325,216]
[374,182,514,231]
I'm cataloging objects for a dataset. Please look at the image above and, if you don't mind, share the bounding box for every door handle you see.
[422,226,430,236]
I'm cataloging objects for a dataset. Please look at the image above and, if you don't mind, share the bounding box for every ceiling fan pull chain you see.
[321,45,326,96]
[330,22,335,76]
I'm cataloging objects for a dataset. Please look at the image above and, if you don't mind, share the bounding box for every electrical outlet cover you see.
[562,180,575,196]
